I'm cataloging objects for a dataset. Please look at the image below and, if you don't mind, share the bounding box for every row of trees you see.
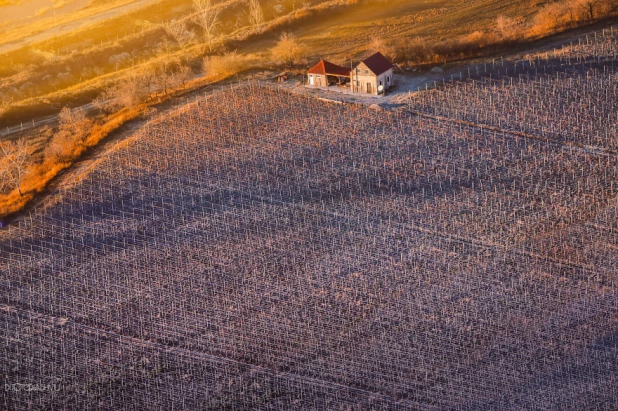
[164,0,267,54]
[163,0,307,69]
[95,59,194,113]
[187,0,616,68]
[532,0,618,35]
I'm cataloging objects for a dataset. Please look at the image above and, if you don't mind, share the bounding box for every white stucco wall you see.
[308,73,327,87]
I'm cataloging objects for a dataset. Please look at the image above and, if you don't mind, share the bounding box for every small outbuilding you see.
[351,52,394,95]
[307,60,351,87]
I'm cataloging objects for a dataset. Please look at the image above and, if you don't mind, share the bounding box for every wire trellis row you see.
[409,68,618,150]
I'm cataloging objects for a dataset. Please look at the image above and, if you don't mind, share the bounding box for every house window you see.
[387,76,390,83]
[364,69,369,75]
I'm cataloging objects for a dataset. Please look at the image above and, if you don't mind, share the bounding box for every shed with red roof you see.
[307,60,351,87]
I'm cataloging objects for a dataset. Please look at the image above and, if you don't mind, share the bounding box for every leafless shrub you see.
[0,138,30,196]
[271,32,305,67]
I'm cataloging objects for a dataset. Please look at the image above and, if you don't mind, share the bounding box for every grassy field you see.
[281,0,539,59]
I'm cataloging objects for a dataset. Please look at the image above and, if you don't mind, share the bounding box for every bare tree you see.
[271,32,305,67]
[369,36,395,60]
[136,65,158,100]
[151,60,176,96]
[173,65,194,88]
[565,1,578,23]
[577,0,603,20]
[532,2,570,34]
[46,131,75,163]
[248,0,265,34]
[95,72,148,114]
[58,106,92,146]
[193,0,222,53]
[495,15,520,40]
[164,19,194,49]
[0,138,30,197]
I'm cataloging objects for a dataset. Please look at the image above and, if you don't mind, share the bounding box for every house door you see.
[309,75,314,85]
[367,83,372,94]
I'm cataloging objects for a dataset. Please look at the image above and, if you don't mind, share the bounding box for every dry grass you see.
[203,52,262,80]
[274,0,616,64]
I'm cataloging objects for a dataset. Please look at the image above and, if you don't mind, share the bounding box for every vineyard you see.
[2,29,618,410]
[409,29,618,150]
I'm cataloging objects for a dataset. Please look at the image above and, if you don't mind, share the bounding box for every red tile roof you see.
[307,60,351,77]
[362,52,393,75]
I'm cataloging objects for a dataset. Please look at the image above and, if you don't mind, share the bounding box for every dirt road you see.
[0,0,155,54]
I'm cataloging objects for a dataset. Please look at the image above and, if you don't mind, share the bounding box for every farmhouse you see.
[351,52,394,95]
[307,60,351,87]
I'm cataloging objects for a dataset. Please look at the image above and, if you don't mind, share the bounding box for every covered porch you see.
[307,60,351,87]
